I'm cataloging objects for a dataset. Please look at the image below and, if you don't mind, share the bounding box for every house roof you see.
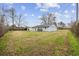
[32,25,49,28]
[25,26,29,28]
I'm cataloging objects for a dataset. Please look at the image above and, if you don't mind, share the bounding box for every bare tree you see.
[40,13,57,26]
[40,15,47,25]
[10,8,16,28]
[17,14,23,27]
[58,21,65,27]
[5,8,16,29]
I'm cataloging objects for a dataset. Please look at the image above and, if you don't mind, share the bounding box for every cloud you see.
[55,12,63,18]
[24,13,28,16]
[6,3,14,9]
[36,3,60,9]
[54,12,64,22]
[40,8,48,12]
[46,3,60,8]
[36,3,60,13]
[36,3,42,8]
[31,14,34,16]
[21,5,26,10]
[71,10,75,13]
[64,14,69,18]
[55,12,70,23]
[8,5,13,8]
[72,3,75,6]
[38,16,41,18]
[55,12,62,16]
[64,10,68,14]
[55,12,70,18]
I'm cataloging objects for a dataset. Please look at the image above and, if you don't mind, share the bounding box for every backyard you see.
[0,30,79,56]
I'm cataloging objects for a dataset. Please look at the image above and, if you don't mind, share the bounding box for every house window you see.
[44,27,46,29]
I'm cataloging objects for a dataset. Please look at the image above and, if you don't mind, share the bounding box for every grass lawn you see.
[0,30,79,56]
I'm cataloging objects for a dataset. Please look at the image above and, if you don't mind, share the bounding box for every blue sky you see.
[0,3,78,27]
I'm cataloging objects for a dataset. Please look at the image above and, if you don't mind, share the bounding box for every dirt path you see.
[61,30,70,55]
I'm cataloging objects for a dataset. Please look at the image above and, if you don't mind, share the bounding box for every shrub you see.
[71,21,79,37]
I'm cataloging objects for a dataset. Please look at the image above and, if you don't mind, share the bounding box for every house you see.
[30,24,57,32]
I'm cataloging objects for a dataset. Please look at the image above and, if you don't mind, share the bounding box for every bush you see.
[71,21,79,37]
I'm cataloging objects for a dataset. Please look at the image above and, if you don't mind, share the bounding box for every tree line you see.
[0,7,26,36]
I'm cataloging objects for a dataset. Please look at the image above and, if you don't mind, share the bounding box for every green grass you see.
[0,30,79,56]
[67,32,79,55]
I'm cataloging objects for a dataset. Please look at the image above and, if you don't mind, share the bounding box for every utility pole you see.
[76,3,78,22]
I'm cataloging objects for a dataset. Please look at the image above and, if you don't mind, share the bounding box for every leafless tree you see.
[10,8,16,28]
[58,21,65,27]
[40,13,57,26]
[5,8,16,29]
[17,14,23,27]
[40,15,47,25]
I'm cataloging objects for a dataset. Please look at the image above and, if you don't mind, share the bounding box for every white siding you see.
[43,25,57,32]
[28,25,57,32]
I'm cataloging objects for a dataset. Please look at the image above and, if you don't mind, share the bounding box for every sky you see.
[0,3,78,27]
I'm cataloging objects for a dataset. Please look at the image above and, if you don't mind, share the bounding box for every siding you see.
[43,25,57,32]
[28,25,57,32]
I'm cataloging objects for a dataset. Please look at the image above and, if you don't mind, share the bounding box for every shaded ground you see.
[0,30,79,56]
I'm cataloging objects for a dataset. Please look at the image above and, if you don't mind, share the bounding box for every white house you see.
[29,24,57,32]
